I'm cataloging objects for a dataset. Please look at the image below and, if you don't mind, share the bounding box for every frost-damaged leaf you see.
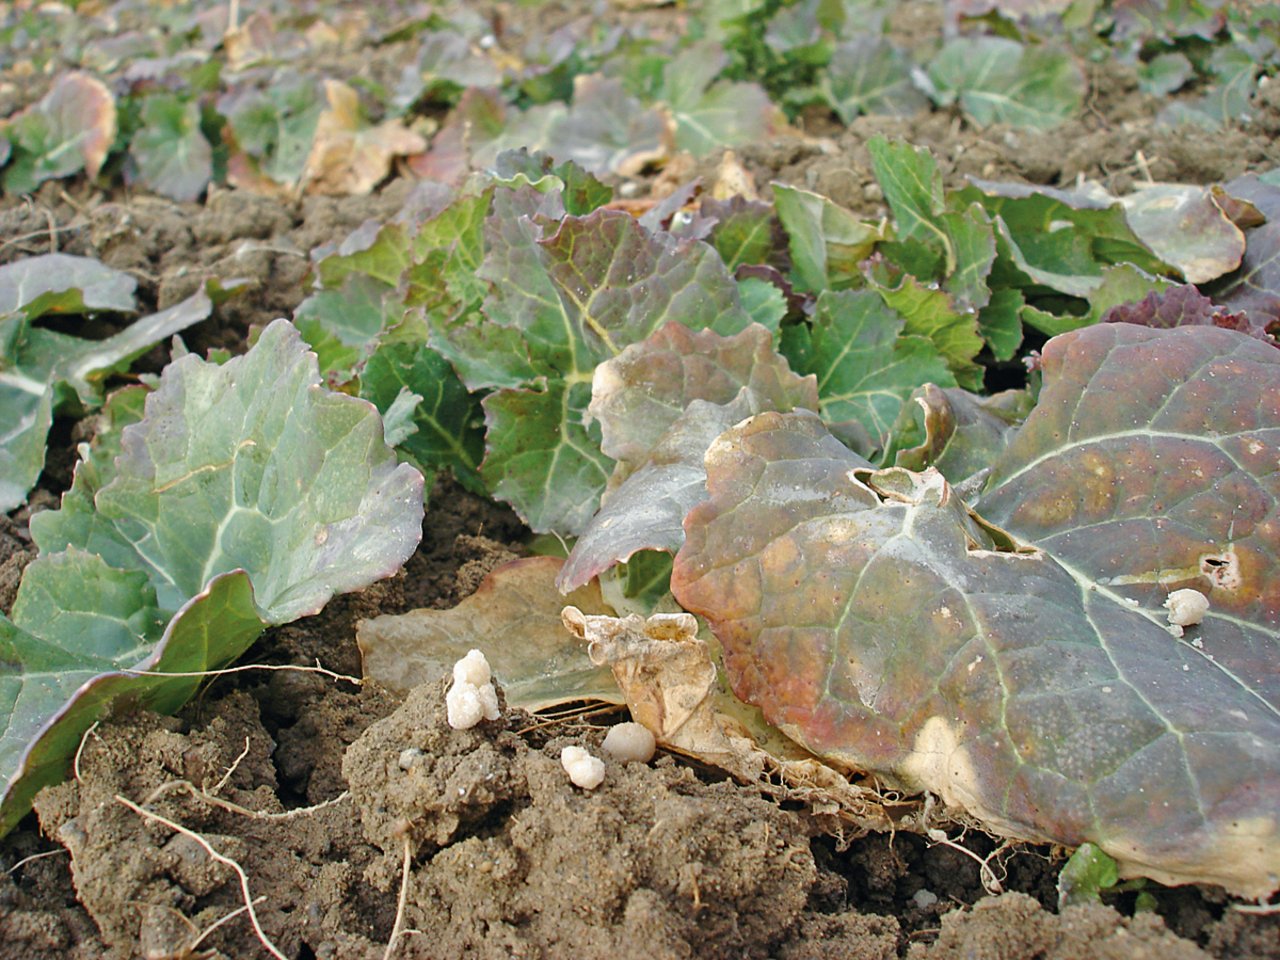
[772,184,884,293]
[2,72,117,194]
[659,41,774,157]
[924,37,1083,130]
[358,557,621,711]
[1,319,424,833]
[672,399,1280,896]
[817,37,927,124]
[128,93,213,202]
[476,204,753,533]
[883,383,1033,486]
[559,322,817,591]
[1119,184,1245,284]
[301,80,427,196]
[780,289,955,452]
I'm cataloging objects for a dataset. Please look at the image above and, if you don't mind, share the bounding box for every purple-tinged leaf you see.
[977,323,1280,646]
[672,392,1280,896]
[1212,222,1280,329]
[1103,284,1272,343]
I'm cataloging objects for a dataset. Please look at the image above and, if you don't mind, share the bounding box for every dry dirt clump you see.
[11,661,822,960]
[344,678,818,960]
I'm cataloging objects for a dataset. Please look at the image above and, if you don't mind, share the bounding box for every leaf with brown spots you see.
[671,324,1280,897]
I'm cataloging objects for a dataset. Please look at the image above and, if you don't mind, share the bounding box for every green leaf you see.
[977,287,1024,361]
[2,319,425,834]
[128,93,212,202]
[817,37,928,124]
[1138,52,1194,97]
[925,37,1084,130]
[883,383,1032,485]
[221,70,324,187]
[867,139,995,309]
[958,178,1172,289]
[0,267,212,512]
[868,137,949,258]
[360,340,485,494]
[550,75,671,176]
[1057,843,1121,909]
[1,569,265,836]
[736,275,788,332]
[867,268,984,391]
[702,196,778,271]
[1020,264,1172,338]
[293,274,396,378]
[773,183,884,293]
[481,381,612,536]
[471,204,754,532]
[32,318,425,616]
[661,42,774,157]
[3,72,116,194]
[492,150,613,216]
[0,253,136,322]
[0,382,52,517]
[780,289,956,451]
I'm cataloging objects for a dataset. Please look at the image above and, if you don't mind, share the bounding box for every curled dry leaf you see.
[301,80,427,196]
[561,604,893,834]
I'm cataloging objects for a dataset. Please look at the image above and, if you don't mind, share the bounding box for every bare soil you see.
[3,2,1280,958]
